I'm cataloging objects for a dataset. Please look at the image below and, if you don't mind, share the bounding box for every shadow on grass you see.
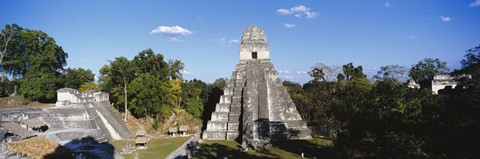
[271,139,336,159]
[195,143,279,159]
[195,139,336,159]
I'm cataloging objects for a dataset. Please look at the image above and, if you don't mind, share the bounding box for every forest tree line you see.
[284,45,479,158]
[97,48,228,125]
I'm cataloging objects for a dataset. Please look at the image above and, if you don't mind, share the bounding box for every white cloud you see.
[470,0,480,7]
[181,70,193,75]
[150,25,193,36]
[279,70,291,74]
[385,2,391,8]
[281,75,294,79]
[169,37,181,42]
[409,36,417,39]
[277,8,291,15]
[304,11,319,19]
[213,38,239,45]
[440,16,452,22]
[228,39,239,43]
[213,38,226,42]
[283,23,296,29]
[295,71,308,75]
[277,5,319,19]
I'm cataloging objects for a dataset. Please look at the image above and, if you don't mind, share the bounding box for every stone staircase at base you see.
[203,64,246,140]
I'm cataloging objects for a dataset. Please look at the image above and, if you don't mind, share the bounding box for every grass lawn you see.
[112,136,190,159]
[193,138,335,159]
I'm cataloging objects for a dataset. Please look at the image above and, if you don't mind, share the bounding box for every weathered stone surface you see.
[203,26,311,145]
[0,88,132,143]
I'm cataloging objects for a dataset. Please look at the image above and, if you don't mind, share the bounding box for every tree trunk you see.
[12,73,17,96]
[1,66,4,82]
[124,78,128,122]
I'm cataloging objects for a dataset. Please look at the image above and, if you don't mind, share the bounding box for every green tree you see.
[182,79,208,117]
[18,29,68,102]
[128,49,170,118]
[342,63,355,80]
[409,58,448,88]
[62,68,95,89]
[0,79,12,97]
[1,24,25,95]
[132,48,168,78]
[0,24,18,81]
[456,44,480,98]
[79,82,100,92]
[109,57,135,121]
[168,59,185,80]
[211,78,227,90]
[339,62,366,81]
[433,44,480,158]
[373,65,408,83]
[128,74,163,117]
[333,78,439,158]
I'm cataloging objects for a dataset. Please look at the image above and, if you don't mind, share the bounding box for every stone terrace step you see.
[228,113,240,122]
[202,130,227,140]
[230,106,241,113]
[231,97,242,104]
[211,112,229,121]
[206,121,228,131]
[227,122,239,130]
[226,131,239,140]
[215,103,230,112]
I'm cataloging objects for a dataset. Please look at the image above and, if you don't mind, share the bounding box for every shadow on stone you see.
[200,86,223,134]
[44,136,119,159]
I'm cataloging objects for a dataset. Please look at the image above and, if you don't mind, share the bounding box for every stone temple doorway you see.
[252,52,257,59]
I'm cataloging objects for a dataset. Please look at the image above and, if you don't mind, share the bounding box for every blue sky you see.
[2,0,480,84]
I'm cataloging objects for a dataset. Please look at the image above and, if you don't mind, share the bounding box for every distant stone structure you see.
[408,74,471,94]
[202,26,311,148]
[431,75,457,94]
[56,88,109,107]
[54,88,131,140]
[407,79,420,89]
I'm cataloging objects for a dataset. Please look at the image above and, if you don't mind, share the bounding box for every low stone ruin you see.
[0,88,131,159]
[56,88,109,107]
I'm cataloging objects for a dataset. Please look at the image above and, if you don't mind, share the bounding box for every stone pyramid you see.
[202,26,311,144]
